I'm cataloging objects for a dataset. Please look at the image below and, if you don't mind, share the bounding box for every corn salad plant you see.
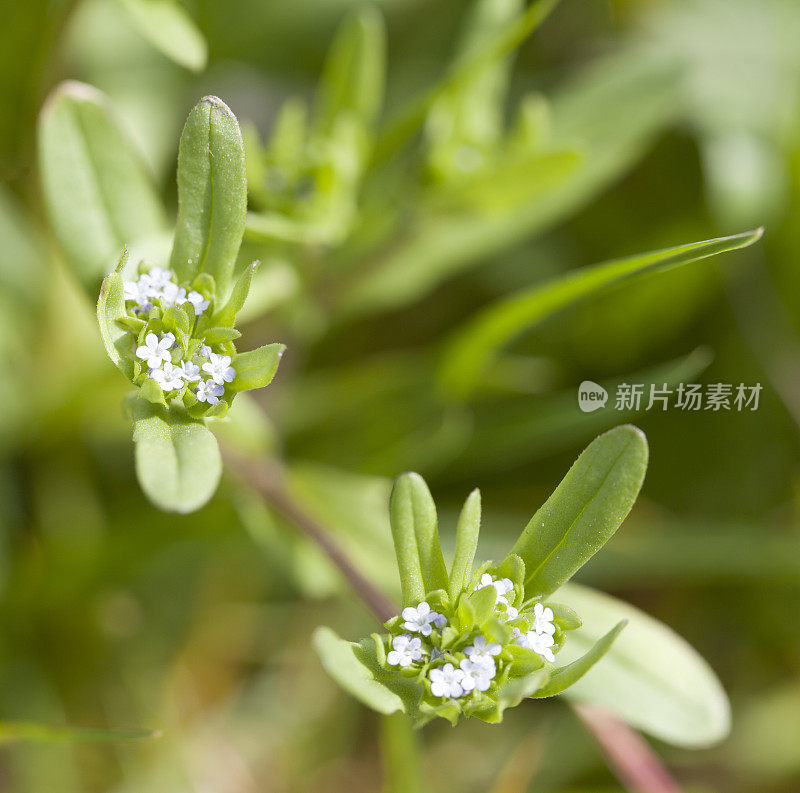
[25,0,774,788]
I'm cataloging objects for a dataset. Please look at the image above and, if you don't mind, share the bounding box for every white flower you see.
[401,602,446,636]
[513,628,556,663]
[386,635,424,667]
[136,332,175,369]
[459,657,495,692]
[160,281,187,307]
[195,379,225,404]
[186,290,210,316]
[476,573,513,597]
[464,635,502,670]
[496,596,519,621]
[531,603,556,636]
[197,344,213,359]
[202,353,236,385]
[429,663,465,698]
[179,360,202,382]
[123,278,151,309]
[143,267,173,294]
[150,361,185,391]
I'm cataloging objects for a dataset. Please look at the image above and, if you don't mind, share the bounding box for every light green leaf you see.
[231,343,285,392]
[510,425,648,597]
[312,627,405,715]
[557,583,731,748]
[119,0,207,72]
[213,261,258,327]
[316,6,386,131]
[531,620,625,698]
[438,228,763,400]
[169,96,247,295]
[390,473,449,603]
[97,248,134,379]
[201,327,242,345]
[129,400,222,514]
[38,81,166,289]
[448,488,481,599]
[0,721,157,745]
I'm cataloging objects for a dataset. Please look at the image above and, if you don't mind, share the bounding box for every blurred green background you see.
[2,0,800,791]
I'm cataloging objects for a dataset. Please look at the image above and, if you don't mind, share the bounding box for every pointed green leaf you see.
[558,584,731,748]
[468,582,498,625]
[38,81,166,289]
[531,620,625,698]
[119,0,207,72]
[316,6,386,131]
[213,261,259,327]
[448,488,481,599]
[496,668,550,711]
[390,473,449,602]
[169,96,247,294]
[97,248,134,379]
[511,425,648,597]
[230,343,285,392]
[438,228,763,401]
[129,400,222,513]
[312,627,405,715]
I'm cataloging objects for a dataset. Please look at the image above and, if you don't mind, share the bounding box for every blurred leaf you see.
[531,620,625,698]
[0,186,45,306]
[510,425,648,597]
[0,721,157,745]
[341,48,686,318]
[38,81,166,289]
[313,627,405,715]
[558,583,731,748]
[425,0,523,181]
[129,399,222,513]
[231,343,285,392]
[390,473,449,603]
[118,0,207,72]
[448,488,481,599]
[96,248,134,379]
[170,96,247,295]
[375,0,560,162]
[315,6,386,131]
[439,229,762,401]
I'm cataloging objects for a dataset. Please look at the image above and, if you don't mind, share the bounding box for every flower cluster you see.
[376,566,580,724]
[117,265,240,416]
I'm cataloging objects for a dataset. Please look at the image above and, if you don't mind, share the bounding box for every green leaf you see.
[231,343,285,392]
[97,248,134,379]
[129,400,222,514]
[0,721,157,745]
[468,582,498,625]
[213,261,258,327]
[510,425,649,597]
[312,627,405,715]
[496,668,550,712]
[448,488,481,599]
[557,584,731,748]
[119,0,207,72]
[202,327,242,345]
[38,81,166,289]
[425,0,523,181]
[438,228,763,400]
[315,6,386,132]
[375,0,560,164]
[169,96,247,295]
[390,473,449,603]
[531,620,625,698]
